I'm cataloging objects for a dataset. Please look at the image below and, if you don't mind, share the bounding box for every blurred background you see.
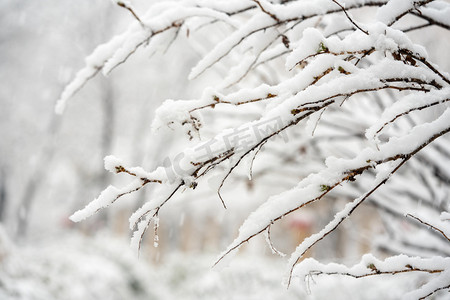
[1,1,449,299]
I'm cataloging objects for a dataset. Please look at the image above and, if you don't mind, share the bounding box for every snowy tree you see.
[62,0,450,298]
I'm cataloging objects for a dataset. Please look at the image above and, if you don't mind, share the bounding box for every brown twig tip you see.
[281,35,290,48]
[116,1,144,27]
[115,165,126,173]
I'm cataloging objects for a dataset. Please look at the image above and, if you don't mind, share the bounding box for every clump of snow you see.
[104,155,123,173]
[441,212,450,221]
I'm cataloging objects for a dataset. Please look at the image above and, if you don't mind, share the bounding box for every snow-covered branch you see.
[296,254,450,299]
[62,0,450,297]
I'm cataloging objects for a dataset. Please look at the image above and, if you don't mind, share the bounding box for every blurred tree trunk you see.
[97,79,115,225]
[15,115,61,240]
[0,168,7,222]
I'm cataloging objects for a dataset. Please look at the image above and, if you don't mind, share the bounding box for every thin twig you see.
[308,267,443,279]
[253,0,280,22]
[116,1,145,27]
[331,0,368,35]
[406,213,450,242]
[266,224,286,256]
[374,98,450,137]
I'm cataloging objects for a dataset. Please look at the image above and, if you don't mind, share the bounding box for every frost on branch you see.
[63,0,450,298]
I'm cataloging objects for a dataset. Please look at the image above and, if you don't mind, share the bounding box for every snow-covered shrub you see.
[0,228,165,300]
[61,0,450,298]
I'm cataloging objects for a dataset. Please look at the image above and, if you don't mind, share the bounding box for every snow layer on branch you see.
[266,0,341,21]
[56,0,405,114]
[55,32,128,114]
[70,161,168,222]
[104,155,124,173]
[297,253,450,299]
[139,3,239,30]
[218,107,450,265]
[189,13,276,79]
[188,0,391,79]
[376,0,415,25]
[151,54,444,208]
[407,269,450,300]
[294,253,450,299]
[56,1,241,114]
[378,0,450,29]
[295,254,450,279]
[60,2,450,297]
[78,11,446,244]
[250,0,389,23]
[70,185,127,222]
[285,28,325,70]
[286,23,427,70]
[366,88,450,140]
[218,28,280,88]
[441,212,450,221]
[280,58,437,115]
[175,0,251,15]
[286,162,398,275]
[421,3,450,28]
[151,98,204,131]
[104,155,166,180]
[102,25,151,75]
[103,5,237,75]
